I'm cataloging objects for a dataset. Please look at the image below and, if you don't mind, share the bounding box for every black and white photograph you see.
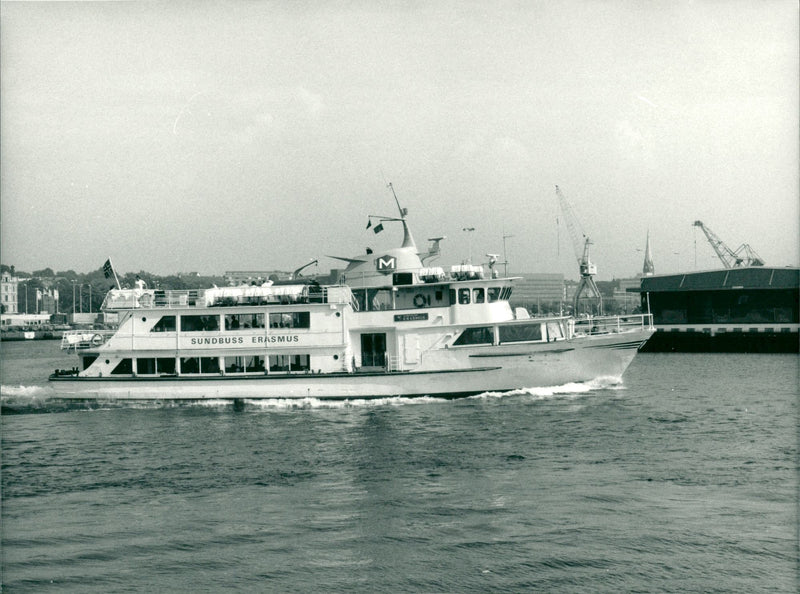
[1,1,797,591]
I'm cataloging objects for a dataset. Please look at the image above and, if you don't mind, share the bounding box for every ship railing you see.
[387,356,403,373]
[101,285,353,310]
[60,329,116,352]
[571,313,654,337]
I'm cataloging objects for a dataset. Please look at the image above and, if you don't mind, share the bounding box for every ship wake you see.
[2,376,625,414]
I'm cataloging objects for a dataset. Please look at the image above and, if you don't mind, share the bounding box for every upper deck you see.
[102,284,354,310]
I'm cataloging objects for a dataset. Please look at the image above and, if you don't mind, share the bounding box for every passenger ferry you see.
[50,201,654,400]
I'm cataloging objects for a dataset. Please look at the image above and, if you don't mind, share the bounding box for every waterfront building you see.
[1,273,19,314]
[509,273,565,315]
[634,267,799,352]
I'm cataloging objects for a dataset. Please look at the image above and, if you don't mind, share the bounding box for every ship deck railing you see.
[571,313,654,337]
[101,285,353,311]
[60,329,116,352]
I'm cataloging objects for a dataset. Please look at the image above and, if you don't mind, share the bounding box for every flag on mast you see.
[103,259,121,289]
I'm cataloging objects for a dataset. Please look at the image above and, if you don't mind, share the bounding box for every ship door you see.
[361,333,386,368]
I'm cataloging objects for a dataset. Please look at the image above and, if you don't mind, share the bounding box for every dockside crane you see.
[692,221,765,268]
[555,185,603,315]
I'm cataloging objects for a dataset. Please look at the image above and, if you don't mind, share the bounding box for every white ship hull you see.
[49,330,649,401]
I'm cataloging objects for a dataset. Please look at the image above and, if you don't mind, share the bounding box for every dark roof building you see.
[632,266,799,352]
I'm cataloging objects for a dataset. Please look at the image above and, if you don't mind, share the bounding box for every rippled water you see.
[1,341,798,592]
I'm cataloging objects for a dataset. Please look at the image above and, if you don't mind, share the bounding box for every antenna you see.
[502,231,514,277]
[368,181,416,249]
[387,182,407,219]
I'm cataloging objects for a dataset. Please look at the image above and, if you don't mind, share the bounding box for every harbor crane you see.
[692,221,764,268]
[555,185,603,315]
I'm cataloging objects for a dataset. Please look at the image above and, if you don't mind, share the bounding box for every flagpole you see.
[106,259,121,289]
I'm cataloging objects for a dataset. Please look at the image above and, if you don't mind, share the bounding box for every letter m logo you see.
[376,255,396,274]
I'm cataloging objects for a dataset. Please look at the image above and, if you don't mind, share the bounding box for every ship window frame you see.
[458,288,471,304]
[487,287,501,303]
[473,288,485,304]
[180,315,220,332]
[499,322,543,343]
[151,315,176,332]
[157,357,176,375]
[180,357,200,374]
[179,356,220,374]
[269,311,310,329]
[137,358,157,375]
[268,353,310,373]
[111,358,133,375]
[224,355,266,374]
[452,326,494,346]
[225,313,265,330]
[393,272,414,286]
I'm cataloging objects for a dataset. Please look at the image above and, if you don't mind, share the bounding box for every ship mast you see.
[387,182,416,249]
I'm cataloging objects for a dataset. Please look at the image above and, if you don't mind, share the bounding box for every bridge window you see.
[367,289,393,311]
[487,287,501,302]
[181,315,220,332]
[393,272,414,285]
[151,316,176,332]
[225,313,265,330]
[458,288,471,304]
[269,311,310,328]
[453,326,494,346]
[473,288,485,303]
[499,323,543,343]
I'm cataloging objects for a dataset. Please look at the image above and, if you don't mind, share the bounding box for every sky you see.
[1,1,797,280]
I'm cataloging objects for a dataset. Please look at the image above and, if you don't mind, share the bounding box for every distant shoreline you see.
[2,331,67,342]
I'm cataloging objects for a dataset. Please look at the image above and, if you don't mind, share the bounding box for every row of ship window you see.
[452,321,565,346]
[453,286,512,305]
[95,354,312,375]
[149,312,311,332]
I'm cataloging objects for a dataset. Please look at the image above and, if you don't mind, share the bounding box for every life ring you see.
[91,334,104,346]
[139,293,153,307]
[413,294,427,308]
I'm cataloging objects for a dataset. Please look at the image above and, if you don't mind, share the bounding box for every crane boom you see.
[692,221,764,268]
[554,186,603,314]
[555,185,586,265]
